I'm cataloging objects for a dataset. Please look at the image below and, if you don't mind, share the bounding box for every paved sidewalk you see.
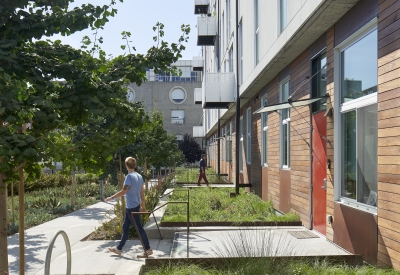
[7,201,169,275]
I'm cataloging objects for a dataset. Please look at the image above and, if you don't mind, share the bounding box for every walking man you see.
[197,154,209,186]
[106,157,153,258]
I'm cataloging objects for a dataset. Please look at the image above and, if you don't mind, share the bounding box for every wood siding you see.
[377,0,400,268]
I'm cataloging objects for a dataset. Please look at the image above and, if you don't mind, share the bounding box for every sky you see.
[49,0,201,60]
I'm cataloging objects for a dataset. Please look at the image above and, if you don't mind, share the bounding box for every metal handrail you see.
[132,189,190,258]
[45,230,72,275]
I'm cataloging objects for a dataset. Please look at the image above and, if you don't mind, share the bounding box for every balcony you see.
[192,56,204,71]
[194,88,202,104]
[193,126,205,138]
[202,72,235,109]
[194,0,209,14]
[197,16,217,46]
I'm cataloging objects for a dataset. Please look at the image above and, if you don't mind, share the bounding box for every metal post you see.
[18,168,24,275]
[187,189,189,258]
[100,180,104,201]
[217,118,220,176]
[235,0,240,195]
[45,230,71,275]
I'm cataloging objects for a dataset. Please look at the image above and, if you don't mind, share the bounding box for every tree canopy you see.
[178,133,202,164]
[0,0,190,272]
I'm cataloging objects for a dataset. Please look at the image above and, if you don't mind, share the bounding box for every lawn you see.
[161,186,299,223]
[7,183,118,235]
[143,259,400,275]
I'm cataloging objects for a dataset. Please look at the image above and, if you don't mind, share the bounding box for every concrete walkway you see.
[7,187,351,275]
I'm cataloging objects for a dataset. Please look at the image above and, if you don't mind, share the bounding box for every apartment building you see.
[194,0,400,268]
[128,60,204,145]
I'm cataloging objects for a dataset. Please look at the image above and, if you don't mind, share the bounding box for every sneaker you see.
[137,249,153,258]
[108,247,122,255]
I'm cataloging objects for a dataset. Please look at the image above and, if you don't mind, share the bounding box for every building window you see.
[261,96,268,166]
[169,87,187,104]
[239,20,243,85]
[239,116,243,171]
[126,87,136,103]
[279,0,287,34]
[280,78,290,168]
[229,46,233,72]
[255,0,260,65]
[246,107,251,164]
[222,13,225,55]
[312,52,327,112]
[338,27,378,208]
[226,123,232,162]
[171,110,185,125]
[176,135,184,141]
[227,0,230,46]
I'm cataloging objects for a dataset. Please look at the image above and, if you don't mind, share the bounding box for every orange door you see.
[312,111,327,235]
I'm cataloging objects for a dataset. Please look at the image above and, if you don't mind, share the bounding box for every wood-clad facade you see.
[197,0,400,268]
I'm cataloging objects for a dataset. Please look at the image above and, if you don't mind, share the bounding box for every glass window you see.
[126,87,135,103]
[339,27,378,208]
[280,0,287,33]
[229,46,233,72]
[312,53,327,112]
[227,0,230,45]
[246,107,251,164]
[255,0,260,65]
[176,135,184,141]
[171,110,185,125]
[170,88,187,104]
[341,29,377,103]
[280,80,290,168]
[261,96,268,166]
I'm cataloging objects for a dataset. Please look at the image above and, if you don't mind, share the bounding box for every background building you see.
[128,60,204,146]
[194,0,400,268]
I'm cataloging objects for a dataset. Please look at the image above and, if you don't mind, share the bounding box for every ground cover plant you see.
[143,260,400,275]
[174,166,227,184]
[7,182,118,235]
[161,187,299,223]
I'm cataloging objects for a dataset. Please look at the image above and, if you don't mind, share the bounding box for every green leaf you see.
[98,64,107,72]
[26,135,36,143]
[0,107,5,114]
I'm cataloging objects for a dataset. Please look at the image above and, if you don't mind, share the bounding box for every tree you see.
[0,0,189,272]
[178,133,202,164]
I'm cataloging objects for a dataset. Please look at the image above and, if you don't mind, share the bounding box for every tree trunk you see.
[11,182,15,224]
[18,168,24,275]
[118,155,125,216]
[70,169,75,208]
[0,170,9,274]
[144,158,148,192]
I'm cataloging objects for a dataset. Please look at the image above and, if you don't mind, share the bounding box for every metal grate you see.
[288,231,320,239]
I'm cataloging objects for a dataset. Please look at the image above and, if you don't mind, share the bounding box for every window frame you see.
[169,86,187,104]
[254,0,260,65]
[333,18,378,214]
[246,107,252,164]
[171,110,185,125]
[279,0,287,34]
[261,95,268,166]
[280,77,290,169]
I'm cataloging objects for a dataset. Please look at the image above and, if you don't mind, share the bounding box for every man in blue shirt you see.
[197,154,209,186]
[106,157,152,258]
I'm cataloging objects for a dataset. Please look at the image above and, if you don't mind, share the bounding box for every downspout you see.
[309,105,313,230]
[235,0,240,194]
[218,113,221,175]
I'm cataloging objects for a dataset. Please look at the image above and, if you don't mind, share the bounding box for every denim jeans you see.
[117,205,150,251]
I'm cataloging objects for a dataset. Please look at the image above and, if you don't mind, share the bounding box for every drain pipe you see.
[218,113,221,175]
[235,0,240,195]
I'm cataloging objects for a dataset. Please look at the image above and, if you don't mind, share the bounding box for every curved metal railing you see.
[45,230,72,275]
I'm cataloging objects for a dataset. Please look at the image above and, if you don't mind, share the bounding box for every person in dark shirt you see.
[197,154,209,186]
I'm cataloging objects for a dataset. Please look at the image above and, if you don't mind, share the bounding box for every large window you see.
[171,110,185,125]
[246,107,252,164]
[239,20,243,85]
[255,0,260,65]
[239,116,243,171]
[169,87,187,104]
[338,27,378,209]
[227,0,230,46]
[280,79,290,168]
[261,96,268,166]
[229,46,233,72]
[279,0,287,34]
[312,53,327,112]
[226,122,232,162]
